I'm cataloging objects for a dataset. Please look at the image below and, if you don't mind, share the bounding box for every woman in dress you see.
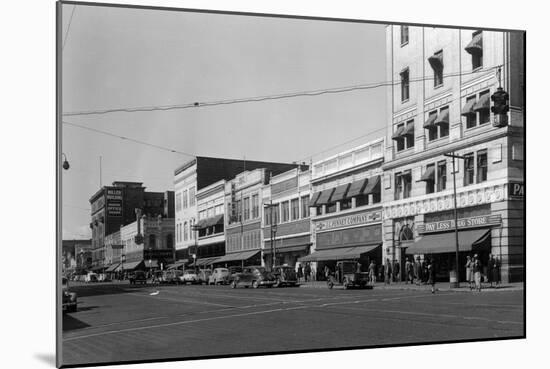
[465,255,473,290]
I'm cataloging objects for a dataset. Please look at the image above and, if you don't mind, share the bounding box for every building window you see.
[166,234,173,249]
[395,173,403,200]
[243,197,250,221]
[149,234,156,248]
[183,222,188,241]
[182,190,188,209]
[356,194,369,207]
[477,149,488,183]
[325,202,337,214]
[463,90,490,129]
[466,30,483,70]
[396,123,405,151]
[291,198,299,221]
[429,50,444,87]
[478,91,490,124]
[301,195,310,218]
[437,160,447,192]
[426,111,438,141]
[400,25,409,45]
[265,206,271,225]
[403,171,412,198]
[340,198,352,210]
[273,203,280,224]
[464,153,475,186]
[425,164,435,194]
[426,107,449,141]
[281,201,290,222]
[463,96,477,129]
[400,68,410,102]
[189,187,196,206]
[404,120,415,148]
[251,194,259,218]
[175,193,182,212]
[395,171,412,199]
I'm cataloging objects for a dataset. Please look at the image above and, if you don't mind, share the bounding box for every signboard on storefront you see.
[509,182,524,198]
[316,224,381,250]
[106,189,123,217]
[315,210,382,232]
[143,249,174,260]
[418,215,501,234]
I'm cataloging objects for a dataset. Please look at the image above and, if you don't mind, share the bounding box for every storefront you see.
[213,250,261,268]
[263,235,311,267]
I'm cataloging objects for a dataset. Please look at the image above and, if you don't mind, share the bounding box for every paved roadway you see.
[62,282,524,367]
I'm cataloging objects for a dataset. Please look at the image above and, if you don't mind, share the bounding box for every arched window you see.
[166,234,173,249]
[149,234,156,248]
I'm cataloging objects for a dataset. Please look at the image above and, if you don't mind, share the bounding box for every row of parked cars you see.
[128,265,299,288]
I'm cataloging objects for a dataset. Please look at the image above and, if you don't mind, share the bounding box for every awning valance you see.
[363,176,381,195]
[192,256,221,267]
[473,93,490,111]
[330,183,350,202]
[310,191,322,207]
[316,188,335,205]
[105,263,120,272]
[435,109,449,126]
[420,166,435,182]
[392,125,405,140]
[402,122,415,137]
[465,32,483,55]
[347,178,368,198]
[428,53,443,70]
[424,113,438,129]
[461,98,477,116]
[215,250,260,264]
[405,229,491,255]
[298,245,380,262]
[121,260,144,271]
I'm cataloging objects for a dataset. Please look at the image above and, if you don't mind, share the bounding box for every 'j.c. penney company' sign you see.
[418,215,501,234]
[315,210,382,232]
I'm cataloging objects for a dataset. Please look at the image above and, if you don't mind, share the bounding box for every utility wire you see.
[62,121,195,157]
[62,5,77,51]
[62,65,502,117]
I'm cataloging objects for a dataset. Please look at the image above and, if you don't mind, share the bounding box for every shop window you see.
[291,198,299,220]
[437,160,447,192]
[477,149,488,183]
[301,195,310,218]
[464,153,475,186]
[400,68,410,102]
[340,198,352,210]
[400,25,409,45]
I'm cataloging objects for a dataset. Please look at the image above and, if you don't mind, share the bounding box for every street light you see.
[62,153,70,170]
[443,152,467,289]
[264,201,278,271]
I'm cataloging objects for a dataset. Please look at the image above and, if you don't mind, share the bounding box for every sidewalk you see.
[298,280,524,292]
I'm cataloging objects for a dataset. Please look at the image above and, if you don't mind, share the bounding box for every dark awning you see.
[391,125,405,140]
[195,219,208,229]
[473,93,490,111]
[465,32,483,55]
[215,250,260,263]
[461,98,477,116]
[363,176,381,195]
[316,188,335,205]
[121,260,144,271]
[310,191,322,206]
[420,166,435,182]
[347,178,368,198]
[331,183,350,202]
[198,214,224,229]
[435,109,449,126]
[298,245,380,262]
[428,53,443,70]
[264,244,310,255]
[105,263,120,272]
[423,113,437,129]
[405,229,491,255]
[193,256,221,267]
[166,259,188,270]
[402,123,414,137]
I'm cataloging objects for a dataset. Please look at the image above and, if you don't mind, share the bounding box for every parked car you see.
[228,266,243,282]
[180,269,199,284]
[97,274,112,282]
[327,260,372,290]
[208,268,231,285]
[161,269,183,284]
[197,269,212,285]
[272,265,299,287]
[230,266,276,289]
[62,277,77,313]
[84,273,98,283]
[128,270,148,285]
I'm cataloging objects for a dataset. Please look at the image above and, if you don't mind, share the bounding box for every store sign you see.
[509,182,524,198]
[315,210,382,232]
[419,215,501,234]
[144,249,174,260]
[106,189,123,217]
[316,224,381,250]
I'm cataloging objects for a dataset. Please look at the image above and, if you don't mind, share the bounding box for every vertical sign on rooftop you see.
[106,189,123,217]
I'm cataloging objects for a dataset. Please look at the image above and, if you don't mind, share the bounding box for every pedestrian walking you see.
[465,255,473,290]
[488,254,499,288]
[368,260,376,284]
[473,254,482,292]
[393,260,400,282]
[405,258,414,284]
[421,258,428,284]
[297,264,303,282]
[413,256,421,285]
[384,258,392,285]
[427,258,436,293]
[324,265,330,281]
[310,264,316,281]
[304,262,311,282]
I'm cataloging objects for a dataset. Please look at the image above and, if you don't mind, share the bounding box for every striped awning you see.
[392,125,405,140]
[461,98,477,116]
[363,176,381,195]
[435,109,449,126]
[330,183,350,202]
[310,191,322,206]
[316,188,335,205]
[424,113,438,129]
[473,93,490,111]
[346,178,368,198]
[215,250,260,263]
[406,229,491,255]
[105,263,120,273]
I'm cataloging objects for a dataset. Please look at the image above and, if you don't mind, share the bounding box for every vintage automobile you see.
[62,277,77,313]
[327,261,372,290]
[84,272,98,283]
[180,269,199,284]
[227,266,243,282]
[208,268,231,285]
[163,269,183,284]
[230,266,276,289]
[197,269,212,285]
[272,265,299,287]
[128,270,148,285]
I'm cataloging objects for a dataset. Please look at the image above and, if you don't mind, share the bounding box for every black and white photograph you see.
[55,1,527,367]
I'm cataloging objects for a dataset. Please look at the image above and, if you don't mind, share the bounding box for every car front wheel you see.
[252,280,259,289]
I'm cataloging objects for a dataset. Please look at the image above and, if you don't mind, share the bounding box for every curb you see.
[299,282,523,292]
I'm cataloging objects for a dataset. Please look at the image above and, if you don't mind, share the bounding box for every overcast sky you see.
[61,3,387,239]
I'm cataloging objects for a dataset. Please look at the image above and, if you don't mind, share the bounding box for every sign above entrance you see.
[509,182,524,198]
[315,210,382,232]
[418,215,501,234]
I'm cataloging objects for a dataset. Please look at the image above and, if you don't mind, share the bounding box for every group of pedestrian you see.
[465,254,500,291]
[297,262,316,282]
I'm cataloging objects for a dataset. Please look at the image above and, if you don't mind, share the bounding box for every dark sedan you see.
[272,265,298,287]
[230,266,276,289]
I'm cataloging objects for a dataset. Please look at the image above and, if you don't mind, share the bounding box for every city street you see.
[62,282,524,366]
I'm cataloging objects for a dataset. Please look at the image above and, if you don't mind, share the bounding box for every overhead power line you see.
[62,65,502,117]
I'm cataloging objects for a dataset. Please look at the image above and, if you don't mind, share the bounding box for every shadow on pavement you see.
[68,282,178,298]
[63,314,91,331]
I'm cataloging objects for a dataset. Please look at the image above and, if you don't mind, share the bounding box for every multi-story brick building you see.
[382,25,524,283]
[300,139,385,276]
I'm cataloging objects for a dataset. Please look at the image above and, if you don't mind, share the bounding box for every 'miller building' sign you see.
[418,215,501,234]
